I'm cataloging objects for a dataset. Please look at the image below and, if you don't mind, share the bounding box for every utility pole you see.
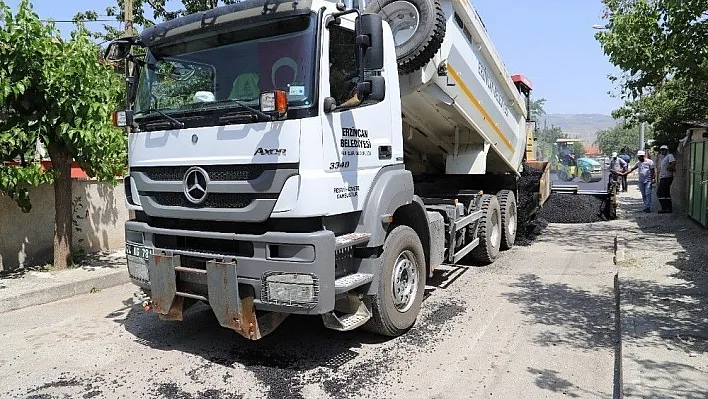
[124,0,133,37]
[640,121,645,152]
[124,0,134,132]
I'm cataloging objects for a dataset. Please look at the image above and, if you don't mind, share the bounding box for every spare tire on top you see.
[365,0,446,75]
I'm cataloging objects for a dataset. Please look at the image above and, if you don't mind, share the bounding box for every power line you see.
[43,19,118,23]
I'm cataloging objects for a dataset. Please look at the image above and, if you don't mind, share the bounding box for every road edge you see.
[0,269,129,314]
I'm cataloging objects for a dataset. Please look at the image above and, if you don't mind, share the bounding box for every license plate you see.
[126,243,153,260]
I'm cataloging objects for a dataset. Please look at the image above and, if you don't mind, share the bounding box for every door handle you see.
[378,146,392,160]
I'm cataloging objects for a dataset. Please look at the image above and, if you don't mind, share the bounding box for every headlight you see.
[260,90,288,116]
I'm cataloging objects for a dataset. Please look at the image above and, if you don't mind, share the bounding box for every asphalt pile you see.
[517,163,543,223]
[538,193,606,224]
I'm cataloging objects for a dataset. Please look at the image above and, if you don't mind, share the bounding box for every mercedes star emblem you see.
[183,167,209,204]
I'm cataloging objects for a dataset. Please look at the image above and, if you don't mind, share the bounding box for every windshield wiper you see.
[135,108,185,129]
[209,99,272,122]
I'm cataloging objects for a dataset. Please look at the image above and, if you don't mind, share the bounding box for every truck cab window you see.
[329,26,361,108]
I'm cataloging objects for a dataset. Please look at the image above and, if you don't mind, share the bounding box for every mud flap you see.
[206,260,288,340]
[206,260,243,333]
[147,254,184,321]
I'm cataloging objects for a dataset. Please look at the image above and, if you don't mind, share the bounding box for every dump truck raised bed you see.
[106,0,544,339]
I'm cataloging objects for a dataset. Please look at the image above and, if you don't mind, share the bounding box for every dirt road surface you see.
[0,223,617,399]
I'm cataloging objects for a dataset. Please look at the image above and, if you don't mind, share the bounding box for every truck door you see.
[321,23,394,210]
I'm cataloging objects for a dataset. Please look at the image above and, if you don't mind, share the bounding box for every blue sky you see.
[7,0,622,115]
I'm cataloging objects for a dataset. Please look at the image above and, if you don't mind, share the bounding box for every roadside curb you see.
[613,235,626,265]
[613,272,624,399]
[0,269,129,314]
[612,234,624,399]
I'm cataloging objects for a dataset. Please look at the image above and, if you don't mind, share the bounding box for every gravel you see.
[538,193,607,224]
[517,163,544,224]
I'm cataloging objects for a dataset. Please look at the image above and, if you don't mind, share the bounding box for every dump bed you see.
[399,0,528,176]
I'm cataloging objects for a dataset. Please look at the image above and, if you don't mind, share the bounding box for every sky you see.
[7,0,623,115]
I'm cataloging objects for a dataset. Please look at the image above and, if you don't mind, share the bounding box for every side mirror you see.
[367,76,385,101]
[357,76,385,102]
[356,13,384,70]
[324,97,337,113]
[104,38,134,61]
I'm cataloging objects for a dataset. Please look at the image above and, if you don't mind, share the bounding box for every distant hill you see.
[538,114,616,144]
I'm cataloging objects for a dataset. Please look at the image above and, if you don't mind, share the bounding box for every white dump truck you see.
[106,0,539,340]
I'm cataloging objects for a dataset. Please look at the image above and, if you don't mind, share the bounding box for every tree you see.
[571,141,586,157]
[0,0,126,269]
[595,123,653,155]
[595,0,708,151]
[534,122,568,161]
[75,0,241,40]
[530,98,546,122]
[611,77,707,151]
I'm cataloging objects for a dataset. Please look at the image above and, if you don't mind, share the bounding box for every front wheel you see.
[363,225,426,336]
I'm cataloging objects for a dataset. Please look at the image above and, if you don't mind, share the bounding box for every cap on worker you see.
[637,150,646,156]
[660,145,669,150]
[611,152,618,157]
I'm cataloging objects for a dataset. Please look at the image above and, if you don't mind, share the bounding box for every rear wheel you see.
[363,225,426,336]
[497,190,517,250]
[470,194,502,265]
[365,0,446,74]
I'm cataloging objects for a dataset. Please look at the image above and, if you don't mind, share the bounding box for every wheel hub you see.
[490,209,501,248]
[391,250,419,312]
[507,204,517,237]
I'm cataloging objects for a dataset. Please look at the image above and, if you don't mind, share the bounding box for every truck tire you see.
[365,0,446,75]
[363,225,426,336]
[469,194,501,265]
[497,190,517,250]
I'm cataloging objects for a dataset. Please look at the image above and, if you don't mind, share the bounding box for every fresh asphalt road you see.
[0,223,617,399]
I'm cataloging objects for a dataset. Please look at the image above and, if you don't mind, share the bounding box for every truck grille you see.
[151,192,260,209]
[133,164,288,182]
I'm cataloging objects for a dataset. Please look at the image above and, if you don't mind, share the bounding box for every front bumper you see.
[125,220,336,318]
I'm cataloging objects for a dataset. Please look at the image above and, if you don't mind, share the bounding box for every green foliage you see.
[530,98,546,122]
[136,59,215,112]
[612,78,706,152]
[597,0,708,97]
[0,164,54,212]
[77,0,241,40]
[595,123,654,156]
[0,0,126,211]
[535,121,568,161]
[596,0,708,152]
[571,141,586,157]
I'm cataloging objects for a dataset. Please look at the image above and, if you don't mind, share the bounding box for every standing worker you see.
[618,148,631,192]
[609,151,627,185]
[657,145,677,213]
[623,150,655,213]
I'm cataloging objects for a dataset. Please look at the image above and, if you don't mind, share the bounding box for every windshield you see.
[134,14,317,118]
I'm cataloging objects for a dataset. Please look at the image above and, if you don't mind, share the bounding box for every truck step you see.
[322,299,372,332]
[335,232,371,250]
[334,273,374,294]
